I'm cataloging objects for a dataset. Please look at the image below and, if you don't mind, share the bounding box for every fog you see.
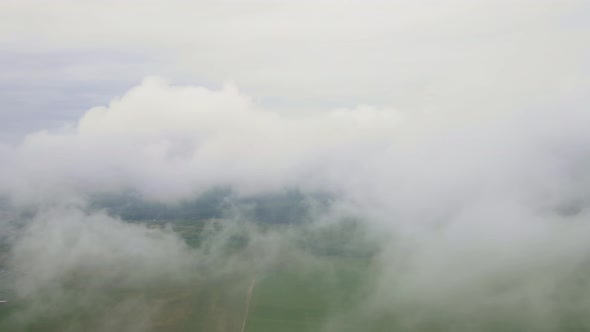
[1,1,590,331]
[0,77,589,331]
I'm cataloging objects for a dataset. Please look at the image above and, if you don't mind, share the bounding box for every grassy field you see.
[0,220,376,332]
[0,254,372,332]
[3,216,590,331]
[245,256,371,332]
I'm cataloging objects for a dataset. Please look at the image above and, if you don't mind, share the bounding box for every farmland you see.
[0,217,377,332]
[245,256,372,332]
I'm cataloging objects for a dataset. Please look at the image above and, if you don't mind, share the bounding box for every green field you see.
[3,216,590,332]
[0,219,379,332]
[0,256,373,332]
[245,256,372,332]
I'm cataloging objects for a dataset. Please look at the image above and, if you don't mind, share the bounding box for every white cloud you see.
[1,74,588,222]
[0,77,402,203]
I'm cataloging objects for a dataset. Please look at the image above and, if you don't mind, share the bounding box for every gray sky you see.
[1,0,588,141]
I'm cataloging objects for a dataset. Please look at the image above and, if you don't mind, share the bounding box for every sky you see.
[1,0,588,140]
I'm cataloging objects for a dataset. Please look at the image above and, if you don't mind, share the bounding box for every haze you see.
[1,1,590,331]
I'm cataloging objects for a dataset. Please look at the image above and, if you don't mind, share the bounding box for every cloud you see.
[1,1,590,330]
[0,76,589,331]
[1,74,589,220]
[0,77,402,203]
[12,209,194,296]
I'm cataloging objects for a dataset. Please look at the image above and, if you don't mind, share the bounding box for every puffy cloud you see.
[1,74,588,225]
[0,77,402,203]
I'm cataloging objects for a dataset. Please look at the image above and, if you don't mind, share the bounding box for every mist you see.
[0,77,589,331]
[1,0,590,331]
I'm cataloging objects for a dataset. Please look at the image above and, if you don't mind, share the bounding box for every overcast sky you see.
[1,0,588,141]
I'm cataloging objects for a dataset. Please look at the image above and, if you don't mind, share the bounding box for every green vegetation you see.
[0,214,378,332]
[4,214,590,332]
[90,188,332,225]
[246,256,372,332]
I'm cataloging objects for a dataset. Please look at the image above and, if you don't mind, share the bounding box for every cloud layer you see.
[0,77,402,203]
[1,1,590,330]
